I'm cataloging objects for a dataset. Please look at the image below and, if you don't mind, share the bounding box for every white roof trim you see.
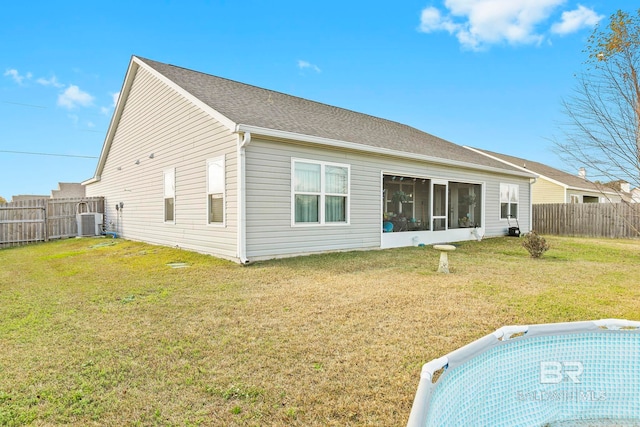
[237,124,536,178]
[81,176,99,186]
[86,56,238,184]
[134,57,237,131]
[567,185,617,195]
[464,146,541,179]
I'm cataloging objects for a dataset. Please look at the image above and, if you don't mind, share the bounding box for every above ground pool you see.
[407,319,640,427]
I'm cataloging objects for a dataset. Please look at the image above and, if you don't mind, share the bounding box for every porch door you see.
[432,181,447,231]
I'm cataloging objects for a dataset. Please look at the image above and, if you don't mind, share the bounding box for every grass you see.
[1,236,639,426]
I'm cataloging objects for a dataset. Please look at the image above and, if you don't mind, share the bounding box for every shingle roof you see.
[137,57,526,174]
[470,148,615,193]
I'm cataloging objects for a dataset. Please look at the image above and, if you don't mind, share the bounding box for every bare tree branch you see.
[554,9,640,191]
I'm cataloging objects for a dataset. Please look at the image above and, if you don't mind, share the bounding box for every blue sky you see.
[0,0,621,199]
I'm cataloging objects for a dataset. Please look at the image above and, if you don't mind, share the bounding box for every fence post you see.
[44,199,49,242]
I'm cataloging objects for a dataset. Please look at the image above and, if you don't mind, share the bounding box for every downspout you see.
[530,177,537,232]
[237,131,251,264]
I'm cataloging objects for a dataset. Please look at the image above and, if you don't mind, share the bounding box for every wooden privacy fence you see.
[0,197,104,248]
[532,203,640,238]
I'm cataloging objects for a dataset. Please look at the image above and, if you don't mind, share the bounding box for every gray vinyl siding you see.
[245,138,531,259]
[86,66,238,259]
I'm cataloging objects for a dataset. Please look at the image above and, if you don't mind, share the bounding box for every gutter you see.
[82,176,99,186]
[236,131,251,264]
[237,125,536,179]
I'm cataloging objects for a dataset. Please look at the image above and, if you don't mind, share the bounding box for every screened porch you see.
[381,174,483,247]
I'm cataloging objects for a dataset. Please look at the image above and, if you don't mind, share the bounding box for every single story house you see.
[84,56,534,263]
[465,147,622,204]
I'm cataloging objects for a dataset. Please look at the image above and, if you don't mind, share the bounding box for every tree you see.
[555,9,640,192]
[0,196,6,204]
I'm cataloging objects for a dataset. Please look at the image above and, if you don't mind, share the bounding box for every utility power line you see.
[2,101,47,109]
[0,150,98,159]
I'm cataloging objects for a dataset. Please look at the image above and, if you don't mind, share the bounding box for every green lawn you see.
[1,236,639,426]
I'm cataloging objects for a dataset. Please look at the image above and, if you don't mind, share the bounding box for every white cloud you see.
[87,121,95,128]
[58,85,94,109]
[297,60,321,73]
[419,7,459,33]
[36,76,64,88]
[4,69,32,85]
[111,91,120,107]
[551,5,603,35]
[418,0,595,50]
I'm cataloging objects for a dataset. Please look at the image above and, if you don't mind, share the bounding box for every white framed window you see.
[292,159,350,225]
[570,194,580,204]
[500,183,518,219]
[207,156,225,225]
[164,168,175,223]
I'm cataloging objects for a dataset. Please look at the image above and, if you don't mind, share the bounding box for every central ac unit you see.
[77,213,103,236]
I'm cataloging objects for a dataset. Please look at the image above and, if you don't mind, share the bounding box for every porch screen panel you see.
[433,183,447,231]
[434,184,446,217]
[449,182,482,228]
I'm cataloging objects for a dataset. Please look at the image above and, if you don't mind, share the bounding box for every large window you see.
[292,159,349,225]
[164,168,175,222]
[207,157,225,224]
[500,183,518,219]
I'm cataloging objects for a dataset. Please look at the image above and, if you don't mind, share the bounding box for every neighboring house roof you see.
[466,147,617,195]
[51,182,85,199]
[87,56,534,183]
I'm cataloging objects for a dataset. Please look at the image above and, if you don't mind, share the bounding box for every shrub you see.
[522,231,550,258]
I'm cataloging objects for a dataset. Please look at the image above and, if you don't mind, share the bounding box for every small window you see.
[500,183,518,219]
[292,159,349,225]
[207,157,225,224]
[164,169,175,222]
[570,194,580,204]
[583,195,599,203]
